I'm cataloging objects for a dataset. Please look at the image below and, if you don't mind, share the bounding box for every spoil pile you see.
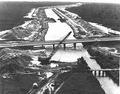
[57,8,120,39]
[0,48,39,94]
[0,9,49,41]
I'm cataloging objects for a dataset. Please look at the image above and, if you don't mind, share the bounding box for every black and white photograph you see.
[0,0,119,94]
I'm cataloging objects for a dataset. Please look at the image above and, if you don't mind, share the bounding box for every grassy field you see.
[67,3,120,31]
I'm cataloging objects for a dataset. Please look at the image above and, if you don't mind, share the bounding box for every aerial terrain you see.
[0,1,119,94]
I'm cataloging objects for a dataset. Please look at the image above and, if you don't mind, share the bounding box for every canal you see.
[43,8,120,94]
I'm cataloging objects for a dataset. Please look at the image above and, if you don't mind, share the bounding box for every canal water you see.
[45,8,75,40]
[42,8,120,94]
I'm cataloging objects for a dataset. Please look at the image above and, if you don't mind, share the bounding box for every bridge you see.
[0,36,119,48]
[23,66,119,78]
[90,69,119,77]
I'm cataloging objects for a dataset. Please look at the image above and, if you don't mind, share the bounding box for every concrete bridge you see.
[0,36,119,48]
[90,69,119,77]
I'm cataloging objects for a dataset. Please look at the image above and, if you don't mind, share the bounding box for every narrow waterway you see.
[45,9,75,41]
[36,8,120,94]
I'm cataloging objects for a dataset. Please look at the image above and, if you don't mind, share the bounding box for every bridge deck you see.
[0,36,119,48]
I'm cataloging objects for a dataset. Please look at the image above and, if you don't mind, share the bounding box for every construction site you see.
[0,2,120,94]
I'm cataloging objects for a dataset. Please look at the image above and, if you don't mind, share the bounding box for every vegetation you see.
[87,45,119,85]
[67,3,120,31]
[57,8,119,39]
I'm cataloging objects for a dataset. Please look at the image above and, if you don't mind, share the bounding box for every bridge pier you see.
[99,71,101,77]
[73,43,76,49]
[92,70,107,77]
[53,44,55,49]
[63,43,66,50]
[94,71,97,76]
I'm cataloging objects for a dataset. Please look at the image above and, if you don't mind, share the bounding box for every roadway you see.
[0,36,119,48]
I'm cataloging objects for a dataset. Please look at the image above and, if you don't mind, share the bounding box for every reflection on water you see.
[97,77,120,94]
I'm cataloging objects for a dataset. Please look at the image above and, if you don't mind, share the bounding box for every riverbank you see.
[56,8,120,39]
